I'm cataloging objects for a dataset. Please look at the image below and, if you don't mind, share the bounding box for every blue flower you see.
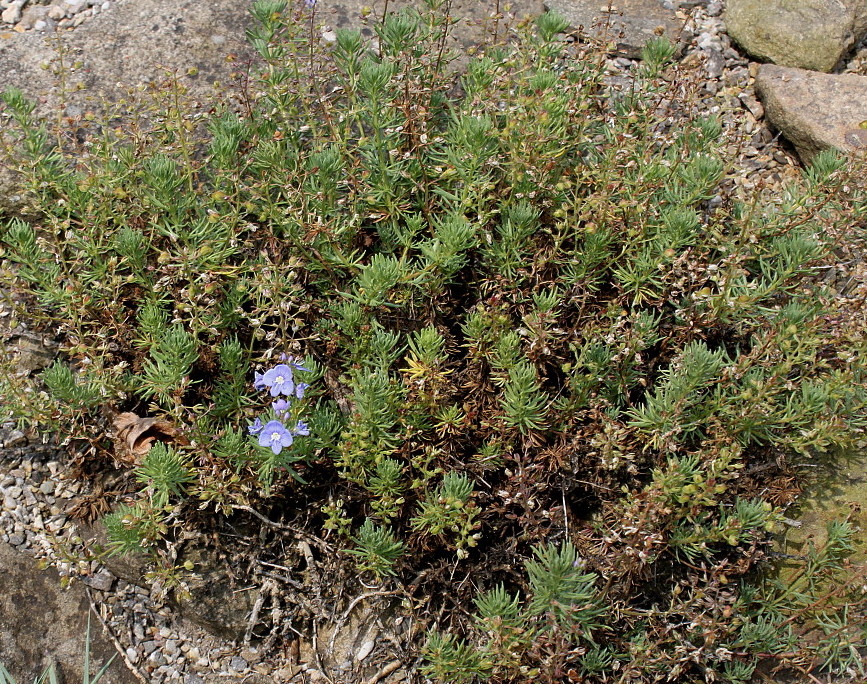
[253,372,267,391]
[292,420,310,436]
[248,417,264,435]
[294,382,309,400]
[259,420,294,455]
[272,398,290,417]
[262,364,295,397]
[304,0,316,8]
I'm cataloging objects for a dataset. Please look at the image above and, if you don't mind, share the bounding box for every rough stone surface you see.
[725,0,866,72]
[544,0,690,58]
[755,64,867,164]
[0,540,138,684]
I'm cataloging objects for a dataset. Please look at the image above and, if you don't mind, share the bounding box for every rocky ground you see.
[1,0,866,683]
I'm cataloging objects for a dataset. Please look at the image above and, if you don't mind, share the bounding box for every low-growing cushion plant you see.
[1,0,866,680]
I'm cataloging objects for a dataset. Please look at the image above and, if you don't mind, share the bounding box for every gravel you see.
[0,0,118,33]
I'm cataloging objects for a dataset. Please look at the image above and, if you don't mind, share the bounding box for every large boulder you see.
[0,541,138,684]
[544,0,689,58]
[755,64,867,164]
[725,0,867,73]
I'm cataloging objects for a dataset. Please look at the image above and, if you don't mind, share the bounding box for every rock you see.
[725,0,866,72]
[9,334,55,374]
[0,541,139,684]
[2,430,28,448]
[1,0,24,24]
[229,655,248,672]
[81,567,116,591]
[63,0,89,15]
[18,4,50,30]
[47,3,66,20]
[544,0,690,58]
[755,65,867,164]
[775,450,867,579]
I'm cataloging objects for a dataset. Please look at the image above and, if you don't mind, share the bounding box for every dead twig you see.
[364,659,402,684]
[231,504,329,550]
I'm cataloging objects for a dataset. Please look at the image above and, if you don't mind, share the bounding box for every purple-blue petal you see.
[258,420,294,455]
[294,382,309,399]
[248,417,264,435]
[263,364,296,396]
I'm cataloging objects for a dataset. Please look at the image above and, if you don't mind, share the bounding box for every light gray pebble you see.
[240,648,261,663]
[8,533,25,546]
[229,656,247,672]
[184,675,204,684]
[82,568,114,592]
[2,430,27,447]
[147,652,166,667]
[126,647,139,664]
[133,623,146,641]
[704,48,724,78]
[7,486,22,499]
[707,1,722,16]
[738,93,764,120]
[142,640,159,655]
[1,0,23,25]
[165,639,179,655]
[64,0,88,14]
[39,481,55,495]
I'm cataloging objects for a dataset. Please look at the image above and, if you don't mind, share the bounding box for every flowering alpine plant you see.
[249,356,311,457]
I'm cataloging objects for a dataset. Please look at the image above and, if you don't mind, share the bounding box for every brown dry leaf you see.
[111,411,187,466]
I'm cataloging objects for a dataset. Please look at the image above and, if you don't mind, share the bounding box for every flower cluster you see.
[248,356,311,455]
